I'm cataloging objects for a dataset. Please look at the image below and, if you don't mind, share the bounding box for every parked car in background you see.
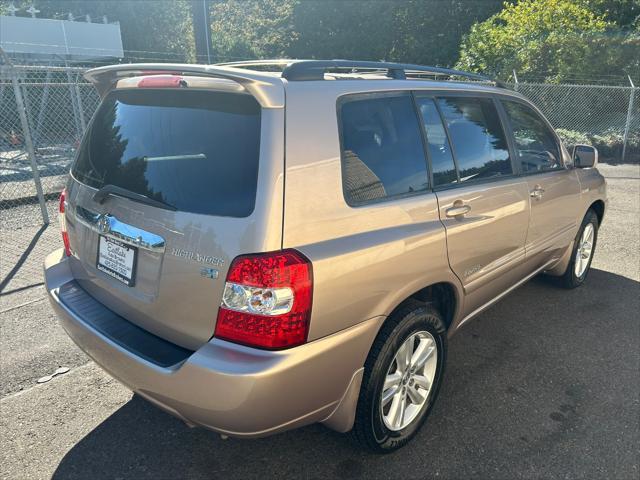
[44,60,606,452]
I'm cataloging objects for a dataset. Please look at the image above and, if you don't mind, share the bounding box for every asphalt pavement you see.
[1,163,638,480]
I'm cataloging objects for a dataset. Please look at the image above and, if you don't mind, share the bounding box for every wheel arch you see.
[387,281,460,332]
[589,199,605,225]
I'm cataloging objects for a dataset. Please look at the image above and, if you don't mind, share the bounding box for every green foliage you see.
[457,0,607,80]
[110,0,195,62]
[210,0,503,65]
[583,0,640,29]
[2,0,636,81]
[0,0,195,63]
[556,128,592,147]
[287,0,396,61]
[0,0,30,16]
[208,0,634,78]
[456,0,639,82]
[556,128,640,162]
[210,0,299,60]
[383,0,504,65]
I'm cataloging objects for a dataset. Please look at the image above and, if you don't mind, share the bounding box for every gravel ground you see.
[1,163,638,480]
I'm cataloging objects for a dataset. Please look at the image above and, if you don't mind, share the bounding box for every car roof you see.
[84,60,527,109]
[214,59,524,99]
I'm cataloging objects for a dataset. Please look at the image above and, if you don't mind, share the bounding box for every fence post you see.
[11,66,50,224]
[622,76,635,163]
[74,78,87,132]
[65,65,83,140]
[513,69,519,92]
[35,69,52,143]
[72,71,87,132]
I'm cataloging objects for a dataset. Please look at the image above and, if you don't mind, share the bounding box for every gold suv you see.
[45,60,606,452]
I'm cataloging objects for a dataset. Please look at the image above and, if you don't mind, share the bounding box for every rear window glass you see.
[72,89,261,217]
[339,93,429,206]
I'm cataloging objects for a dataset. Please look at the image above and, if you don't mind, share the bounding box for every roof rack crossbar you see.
[279,60,504,87]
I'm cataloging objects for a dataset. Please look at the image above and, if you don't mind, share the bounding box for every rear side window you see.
[72,89,261,217]
[502,100,562,173]
[339,93,429,205]
[437,97,512,183]
[415,97,457,187]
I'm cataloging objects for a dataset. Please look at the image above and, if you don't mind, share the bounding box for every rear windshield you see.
[72,89,261,217]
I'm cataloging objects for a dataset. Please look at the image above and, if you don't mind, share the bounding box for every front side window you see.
[437,97,512,183]
[339,94,429,205]
[502,100,562,173]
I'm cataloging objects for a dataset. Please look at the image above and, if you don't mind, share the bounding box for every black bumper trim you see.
[57,281,193,367]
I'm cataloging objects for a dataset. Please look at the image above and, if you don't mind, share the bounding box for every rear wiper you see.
[92,184,177,211]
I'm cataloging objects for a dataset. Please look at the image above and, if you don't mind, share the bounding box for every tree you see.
[0,0,195,63]
[383,0,504,66]
[287,1,397,61]
[287,0,503,65]
[456,0,638,82]
[209,0,502,66]
[583,0,639,29]
[108,0,195,63]
[210,0,299,61]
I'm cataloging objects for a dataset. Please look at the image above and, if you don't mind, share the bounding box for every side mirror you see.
[572,144,598,168]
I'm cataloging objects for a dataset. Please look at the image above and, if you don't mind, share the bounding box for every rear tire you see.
[352,300,446,453]
[559,209,599,289]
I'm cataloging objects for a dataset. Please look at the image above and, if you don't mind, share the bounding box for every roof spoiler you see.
[83,63,285,108]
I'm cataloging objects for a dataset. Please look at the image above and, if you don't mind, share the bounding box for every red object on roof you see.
[137,75,186,88]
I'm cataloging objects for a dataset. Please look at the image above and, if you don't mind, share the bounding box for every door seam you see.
[434,191,464,287]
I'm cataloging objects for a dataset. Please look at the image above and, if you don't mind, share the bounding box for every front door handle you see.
[530,185,546,199]
[445,203,471,218]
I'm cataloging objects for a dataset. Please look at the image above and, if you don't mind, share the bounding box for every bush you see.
[556,128,591,147]
[456,0,639,84]
[556,128,640,163]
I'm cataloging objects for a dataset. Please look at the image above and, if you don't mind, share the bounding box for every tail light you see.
[214,250,313,349]
[59,188,71,257]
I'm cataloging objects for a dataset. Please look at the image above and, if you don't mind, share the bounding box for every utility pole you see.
[191,0,212,63]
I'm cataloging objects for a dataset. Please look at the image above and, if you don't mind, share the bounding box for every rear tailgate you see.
[63,79,284,350]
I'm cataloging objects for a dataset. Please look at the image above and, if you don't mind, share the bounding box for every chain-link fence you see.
[0,64,100,298]
[513,80,639,163]
[0,63,639,302]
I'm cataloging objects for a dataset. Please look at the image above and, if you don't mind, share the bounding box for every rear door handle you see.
[445,204,471,218]
[530,185,545,199]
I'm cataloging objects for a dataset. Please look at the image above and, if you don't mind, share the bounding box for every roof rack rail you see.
[214,59,505,88]
[215,59,298,69]
[279,60,505,87]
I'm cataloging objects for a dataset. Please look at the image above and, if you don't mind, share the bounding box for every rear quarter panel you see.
[282,81,463,341]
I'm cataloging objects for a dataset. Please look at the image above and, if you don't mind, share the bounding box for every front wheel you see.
[352,300,446,453]
[560,209,599,289]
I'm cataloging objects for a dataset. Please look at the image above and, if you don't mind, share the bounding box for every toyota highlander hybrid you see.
[45,60,606,452]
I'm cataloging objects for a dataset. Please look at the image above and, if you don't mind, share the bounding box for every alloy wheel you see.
[574,223,594,277]
[380,331,438,431]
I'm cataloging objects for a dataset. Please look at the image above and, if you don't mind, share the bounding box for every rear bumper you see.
[44,249,381,437]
